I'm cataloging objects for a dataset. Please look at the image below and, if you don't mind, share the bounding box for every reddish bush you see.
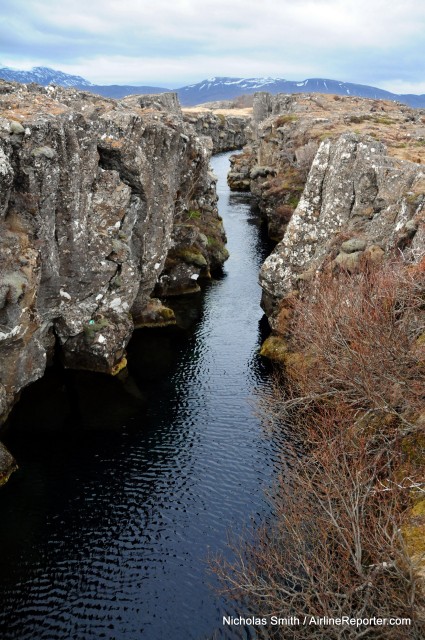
[213,259,425,637]
[214,405,425,638]
[286,259,425,427]
[275,203,294,225]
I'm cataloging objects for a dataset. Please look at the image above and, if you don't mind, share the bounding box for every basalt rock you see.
[0,441,17,486]
[229,91,425,242]
[227,148,254,191]
[183,108,249,153]
[133,298,176,329]
[260,132,425,323]
[0,81,228,426]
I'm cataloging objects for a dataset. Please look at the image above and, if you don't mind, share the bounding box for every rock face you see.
[224,91,425,321]
[229,91,425,242]
[0,441,17,486]
[259,132,425,321]
[183,108,249,153]
[0,81,228,430]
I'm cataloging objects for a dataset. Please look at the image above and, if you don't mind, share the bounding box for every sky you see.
[1,0,425,93]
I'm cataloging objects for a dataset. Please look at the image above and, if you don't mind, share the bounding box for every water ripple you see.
[0,152,291,640]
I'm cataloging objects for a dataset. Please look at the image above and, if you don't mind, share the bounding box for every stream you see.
[0,152,287,640]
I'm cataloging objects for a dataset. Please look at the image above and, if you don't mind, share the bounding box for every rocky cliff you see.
[229,91,425,242]
[183,107,249,153]
[226,91,425,322]
[260,132,425,320]
[0,81,230,453]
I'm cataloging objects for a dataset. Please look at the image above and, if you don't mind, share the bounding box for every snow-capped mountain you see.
[0,66,169,98]
[176,76,425,107]
[0,66,92,87]
[1,66,425,108]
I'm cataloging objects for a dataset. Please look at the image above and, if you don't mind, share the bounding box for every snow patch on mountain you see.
[0,66,92,87]
[1,67,425,108]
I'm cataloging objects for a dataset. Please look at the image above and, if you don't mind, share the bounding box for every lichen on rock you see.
[0,441,17,487]
[182,108,249,154]
[259,132,424,322]
[0,81,230,423]
[229,90,425,244]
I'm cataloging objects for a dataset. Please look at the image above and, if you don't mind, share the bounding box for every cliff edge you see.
[0,82,229,441]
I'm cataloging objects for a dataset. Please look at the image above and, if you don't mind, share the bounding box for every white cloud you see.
[2,0,425,91]
[56,54,319,86]
[31,0,425,48]
[379,80,425,95]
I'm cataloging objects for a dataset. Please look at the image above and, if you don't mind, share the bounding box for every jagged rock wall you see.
[260,132,425,322]
[183,110,249,153]
[225,90,425,319]
[229,91,425,242]
[0,82,228,439]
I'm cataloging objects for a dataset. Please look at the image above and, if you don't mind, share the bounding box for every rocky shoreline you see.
[0,82,250,477]
[226,91,425,591]
[226,92,424,321]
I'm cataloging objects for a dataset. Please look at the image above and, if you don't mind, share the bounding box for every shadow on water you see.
[0,151,285,640]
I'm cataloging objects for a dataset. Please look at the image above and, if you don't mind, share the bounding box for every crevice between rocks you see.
[97,146,146,199]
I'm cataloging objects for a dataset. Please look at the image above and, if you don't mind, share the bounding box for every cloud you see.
[1,0,425,91]
[379,79,425,95]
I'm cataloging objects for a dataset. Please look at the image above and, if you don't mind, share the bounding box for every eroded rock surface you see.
[229,91,425,242]
[0,81,228,426]
[183,107,250,153]
[259,132,425,321]
[0,441,17,486]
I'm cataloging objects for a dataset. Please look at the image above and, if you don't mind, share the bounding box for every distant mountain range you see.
[1,66,425,108]
[175,77,425,108]
[0,66,92,88]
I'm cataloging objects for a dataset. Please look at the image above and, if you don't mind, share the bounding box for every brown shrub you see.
[286,259,425,427]
[275,114,298,127]
[213,259,425,637]
[213,404,425,638]
[275,204,294,225]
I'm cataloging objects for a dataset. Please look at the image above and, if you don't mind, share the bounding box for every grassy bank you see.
[215,258,425,638]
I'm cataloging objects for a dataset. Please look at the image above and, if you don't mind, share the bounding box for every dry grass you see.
[264,93,425,165]
[213,259,425,638]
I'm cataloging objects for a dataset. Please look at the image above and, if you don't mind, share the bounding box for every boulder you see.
[260,132,424,318]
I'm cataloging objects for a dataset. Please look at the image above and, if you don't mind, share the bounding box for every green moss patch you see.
[83,317,110,341]
[260,335,289,363]
[174,247,207,267]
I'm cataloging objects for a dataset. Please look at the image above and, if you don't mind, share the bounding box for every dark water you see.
[0,152,284,640]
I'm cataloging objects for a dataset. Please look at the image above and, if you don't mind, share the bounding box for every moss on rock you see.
[110,355,128,376]
[174,247,208,268]
[133,298,177,328]
[259,335,289,363]
[83,317,111,342]
[0,442,17,487]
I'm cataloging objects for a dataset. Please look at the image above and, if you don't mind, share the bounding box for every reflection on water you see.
[0,152,285,640]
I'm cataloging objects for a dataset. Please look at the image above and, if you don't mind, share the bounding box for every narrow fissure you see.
[0,151,281,640]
